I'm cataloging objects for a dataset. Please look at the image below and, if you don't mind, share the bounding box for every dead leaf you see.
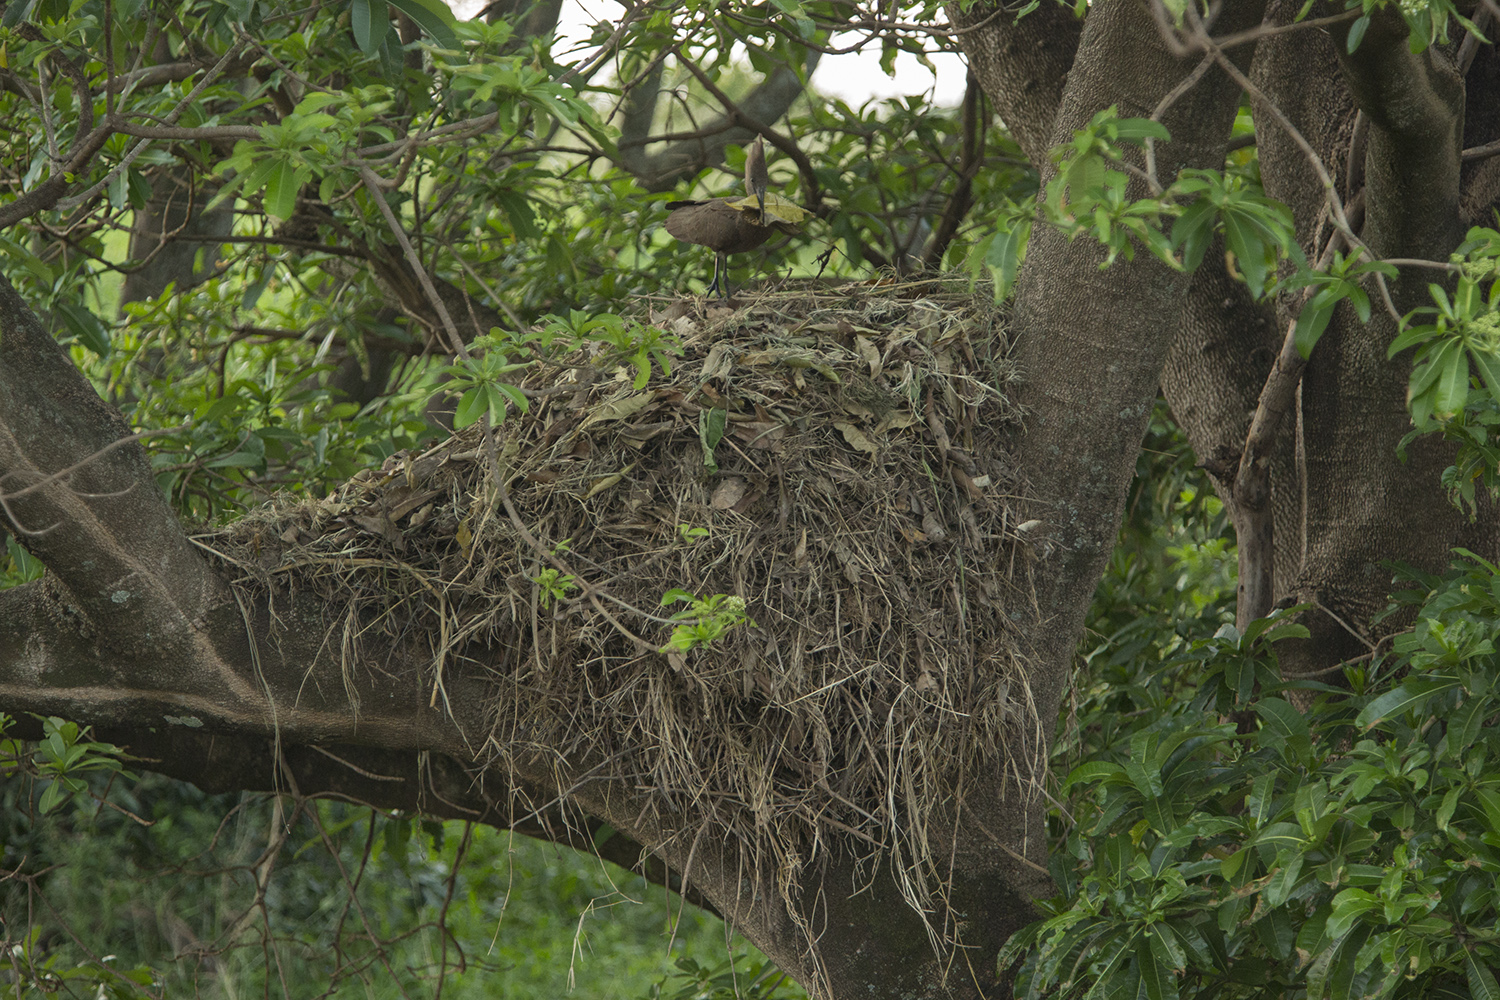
[700,343,735,381]
[952,468,984,500]
[731,487,763,513]
[854,335,881,377]
[831,538,863,586]
[585,464,634,499]
[840,398,875,418]
[352,513,402,547]
[793,528,808,567]
[386,487,442,520]
[580,392,652,429]
[899,525,928,544]
[620,419,674,444]
[730,420,785,450]
[833,421,879,458]
[725,190,809,224]
[712,477,748,510]
[875,410,917,434]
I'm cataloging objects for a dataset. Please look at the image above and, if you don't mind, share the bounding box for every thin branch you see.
[358,166,470,363]
[1144,52,1216,192]
[108,119,261,142]
[556,0,651,85]
[672,47,823,210]
[1463,137,1500,163]
[56,38,250,214]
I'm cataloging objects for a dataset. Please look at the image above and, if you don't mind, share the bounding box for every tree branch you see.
[0,275,225,659]
[1333,9,1465,265]
[945,1,1082,169]
[619,47,820,196]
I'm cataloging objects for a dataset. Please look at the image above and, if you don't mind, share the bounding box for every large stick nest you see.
[210,279,1041,911]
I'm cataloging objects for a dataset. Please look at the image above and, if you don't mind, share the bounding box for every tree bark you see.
[1004,0,1265,717]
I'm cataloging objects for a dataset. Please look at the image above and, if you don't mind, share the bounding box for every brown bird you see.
[665,136,796,298]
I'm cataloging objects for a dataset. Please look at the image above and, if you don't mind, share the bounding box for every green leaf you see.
[1,0,38,28]
[1137,935,1177,1000]
[1467,948,1500,1000]
[1355,676,1460,729]
[387,0,458,49]
[1171,198,1218,272]
[453,386,487,429]
[1324,888,1378,941]
[1409,338,1459,402]
[351,0,389,55]
[986,218,1030,302]
[493,190,541,240]
[1253,822,1304,853]
[1063,760,1127,791]
[1470,349,1500,405]
[1113,118,1172,143]
[205,450,265,469]
[1222,211,1269,297]
[699,407,726,474]
[6,535,44,582]
[1256,697,1311,759]
[1474,787,1500,837]
[1347,14,1371,52]
[52,300,112,356]
[1434,345,1472,417]
[1293,291,1338,359]
[482,383,508,423]
[0,234,56,284]
[1388,322,1440,358]
[264,159,301,221]
[38,780,67,814]
[1262,853,1304,908]
[497,382,529,413]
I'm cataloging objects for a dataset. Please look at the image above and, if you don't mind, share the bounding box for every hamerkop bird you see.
[665,136,800,298]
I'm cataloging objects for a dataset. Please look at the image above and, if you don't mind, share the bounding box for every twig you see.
[358,165,470,362]
[1144,52,1216,192]
[672,46,824,210]
[57,38,249,213]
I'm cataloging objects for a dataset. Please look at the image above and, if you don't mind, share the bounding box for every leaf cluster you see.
[1013,554,1500,1000]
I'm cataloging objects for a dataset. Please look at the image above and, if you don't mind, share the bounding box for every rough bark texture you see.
[945,2,1081,168]
[982,0,1266,725]
[1249,7,1499,676]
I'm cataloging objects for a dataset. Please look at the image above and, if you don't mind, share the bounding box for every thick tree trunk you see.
[993,0,1264,728]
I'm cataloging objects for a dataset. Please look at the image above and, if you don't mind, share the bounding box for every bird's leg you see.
[706,250,729,299]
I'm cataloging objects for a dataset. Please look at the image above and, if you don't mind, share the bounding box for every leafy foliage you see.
[0,747,808,1000]
[659,590,756,654]
[1011,550,1500,1000]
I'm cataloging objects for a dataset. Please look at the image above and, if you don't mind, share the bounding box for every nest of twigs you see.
[210,278,1041,916]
